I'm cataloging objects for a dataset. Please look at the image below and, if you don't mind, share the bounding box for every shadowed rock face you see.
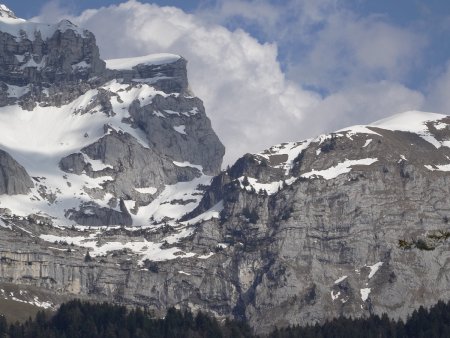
[0,149,33,195]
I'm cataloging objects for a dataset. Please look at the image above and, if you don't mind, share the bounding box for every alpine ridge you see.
[0,5,450,335]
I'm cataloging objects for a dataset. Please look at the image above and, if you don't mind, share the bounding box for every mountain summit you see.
[0,4,17,20]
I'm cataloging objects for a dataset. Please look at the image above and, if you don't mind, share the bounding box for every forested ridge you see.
[1,299,450,337]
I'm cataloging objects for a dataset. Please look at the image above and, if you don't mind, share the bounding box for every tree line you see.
[1,299,450,337]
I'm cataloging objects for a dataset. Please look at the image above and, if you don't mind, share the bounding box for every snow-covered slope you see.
[0,6,224,242]
[0,80,209,226]
[214,111,450,199]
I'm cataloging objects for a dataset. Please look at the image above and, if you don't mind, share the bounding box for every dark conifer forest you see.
[1,299,450,337]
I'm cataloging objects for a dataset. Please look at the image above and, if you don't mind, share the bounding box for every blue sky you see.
[3,0,450,163]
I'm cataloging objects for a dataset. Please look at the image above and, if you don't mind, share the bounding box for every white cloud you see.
[30,0,73,22]
[34,0,321,164]
[32,0,431,166]
[303,81,425,134]
[426,60,450,114]
[199,0,426,88]
[290,12,426,90]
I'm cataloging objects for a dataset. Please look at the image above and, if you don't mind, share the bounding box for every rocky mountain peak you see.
[0,11,224,229]
[0,13,106,106]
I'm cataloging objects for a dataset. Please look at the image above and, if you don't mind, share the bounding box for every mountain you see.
[1,5,450,334]
[0,5,224,228]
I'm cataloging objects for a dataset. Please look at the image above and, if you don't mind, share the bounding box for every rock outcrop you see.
[0,149,33,195]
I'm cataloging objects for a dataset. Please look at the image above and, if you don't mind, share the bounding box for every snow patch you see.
[334,275,348,284]
[301,158,378,180]
[178,271,191,276]
[7,84,29,98]
[82,153,112,171]
[238,176,297,195]
[331,290,341,301]
[257,140,312,175]
[371,111,447,148]
[184,201,223,225]
[173,125,187,135]
[173,161,203,172]
[337,125,382,139]
[164,109,180,116]
[434,122,448,130]
[198,252,214,259]
[3,291,54,310]
[72,61,90,69]
[0,219,11,230]
[134,187,158,195]
[367,262,383,279]
[425,164,450,172]
[31,297,53,309]
[185,107,199,116]
[40,233,196,265]
[153,111,165,118]
[363,139,372,148]
[360,288,371,301]
[133,175,212,225]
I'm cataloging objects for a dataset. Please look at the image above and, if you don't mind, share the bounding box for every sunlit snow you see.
[360,288,371,301]
[301,158,378,180]
[367,262,383,279]
[334,275,348,284]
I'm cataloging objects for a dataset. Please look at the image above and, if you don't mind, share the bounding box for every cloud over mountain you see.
[33,0,447,164]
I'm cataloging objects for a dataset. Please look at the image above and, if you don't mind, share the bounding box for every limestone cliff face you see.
[3,111,450,335]
[1,4,450,335]
[187,114,450,332]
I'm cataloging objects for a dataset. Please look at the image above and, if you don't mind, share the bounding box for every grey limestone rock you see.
[0,13,106,109]
[59,153,89,175]
[80,129,201,195]
[0,21,105,86]
[65,201,132,227]
[3,123,450,334]
[129,94,225,175]
[173,120,450,333]
[0,149,33,195]
[115,57,189,94]
[59,127,202,224]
